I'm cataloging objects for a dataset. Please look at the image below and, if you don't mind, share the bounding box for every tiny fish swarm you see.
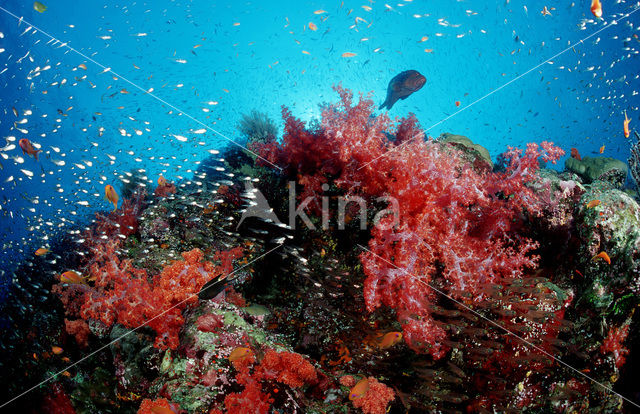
[254,85,564,357]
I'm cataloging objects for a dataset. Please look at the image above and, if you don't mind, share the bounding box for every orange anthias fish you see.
[34,248,50,256]
[599,145,605,154]
[105,185,119,211]
[150,405,177,414]
[158,175,167,186]
[592,251,611,265]
[586,200,600,208]
[591,0,603,18]
[18,138,42,160]
[59,270,87,284]
[623,111,630,138]
[378,331,403,349]
[349,377,370,400]
[51,346,63,355]
[228,347,253,362]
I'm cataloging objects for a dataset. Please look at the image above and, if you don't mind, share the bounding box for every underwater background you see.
[1,0,640,412]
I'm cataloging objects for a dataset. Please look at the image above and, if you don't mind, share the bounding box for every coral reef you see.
[253,85,563,357]
[8,86,640,413]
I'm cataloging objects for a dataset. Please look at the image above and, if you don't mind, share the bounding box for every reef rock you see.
[439,133,493,172]
[575,182,640,310]
[565,156,628,187]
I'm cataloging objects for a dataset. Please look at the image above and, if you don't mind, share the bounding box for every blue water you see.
[0,1,638,291]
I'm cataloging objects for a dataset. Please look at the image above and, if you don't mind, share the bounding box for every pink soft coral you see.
[254,85,564,357]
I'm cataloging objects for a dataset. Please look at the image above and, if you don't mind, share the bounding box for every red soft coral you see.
[601,323,630,368]
[64,319,90,348]
[40,383,76,414]
[224,383,272,414]
[260,349,318,388]
[224,348,317,413]
[254,85,564,357]
[154,182,176,198]
[74,247,243,350]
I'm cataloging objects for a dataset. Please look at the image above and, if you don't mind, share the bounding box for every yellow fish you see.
[228,347,253,362]
[349,377,370,400]
[586,200,601,209]
[592,251,611,265]
[105,185,119,211]
[59,271,86,285]
[624,111,630,138]
[33,1,47,12]
[34,248,49,256]
[378,331,403,349]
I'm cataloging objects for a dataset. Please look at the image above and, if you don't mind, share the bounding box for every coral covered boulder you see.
[565,156,628,187]
[575,183,640,310]
[439,132,493,172]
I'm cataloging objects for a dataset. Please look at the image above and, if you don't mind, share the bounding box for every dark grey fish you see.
[379,70,426,110]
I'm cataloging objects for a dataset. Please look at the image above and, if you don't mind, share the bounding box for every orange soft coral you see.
[260,349,318,388]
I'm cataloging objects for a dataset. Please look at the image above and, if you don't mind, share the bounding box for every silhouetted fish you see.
[379,70,426,110]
